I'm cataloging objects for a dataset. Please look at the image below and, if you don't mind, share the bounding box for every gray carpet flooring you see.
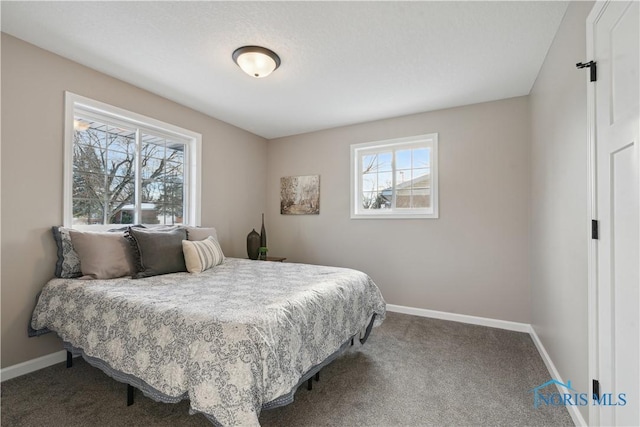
[1,312,573,426]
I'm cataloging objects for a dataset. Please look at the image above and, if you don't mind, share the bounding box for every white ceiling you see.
[1,1,568,139]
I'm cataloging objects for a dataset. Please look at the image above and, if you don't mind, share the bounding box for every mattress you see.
[30,258,386,426]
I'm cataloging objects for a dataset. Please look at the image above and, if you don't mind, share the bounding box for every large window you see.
[64,92,201,228]
[351,133,438,219]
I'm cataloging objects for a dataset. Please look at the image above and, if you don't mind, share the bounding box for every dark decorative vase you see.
[247,229,260,260]
[260,213,267,248]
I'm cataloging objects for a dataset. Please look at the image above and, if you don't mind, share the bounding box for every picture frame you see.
[280,175,320,215]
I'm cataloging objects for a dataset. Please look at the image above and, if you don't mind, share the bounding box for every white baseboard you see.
[529,327,587,427]
[386,303,531,333]
[1,350,67,382]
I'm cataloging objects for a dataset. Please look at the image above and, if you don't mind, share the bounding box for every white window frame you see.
[350,133,439,219]
[63,92,202,228]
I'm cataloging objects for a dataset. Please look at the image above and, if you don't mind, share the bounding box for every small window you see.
[64,92,201,228]
[351,134,438,219]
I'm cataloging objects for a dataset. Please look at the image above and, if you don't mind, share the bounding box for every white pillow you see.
[182,236,225,273]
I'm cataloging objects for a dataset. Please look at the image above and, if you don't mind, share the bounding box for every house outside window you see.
[351,133,438,219]
[64,92,201,228]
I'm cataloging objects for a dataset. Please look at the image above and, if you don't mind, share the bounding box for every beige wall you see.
[267,96,531,323]
[530,1,594,423]
[0,34,267,367]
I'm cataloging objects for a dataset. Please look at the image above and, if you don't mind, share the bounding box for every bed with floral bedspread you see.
[30,258,386,426]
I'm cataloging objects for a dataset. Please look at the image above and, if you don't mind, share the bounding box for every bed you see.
[30,257,386,426]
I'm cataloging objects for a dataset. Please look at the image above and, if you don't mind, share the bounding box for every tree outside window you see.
[351,134,439,219]
[72,117,186,226]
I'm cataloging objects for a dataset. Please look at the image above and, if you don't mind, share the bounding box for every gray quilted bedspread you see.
[30,258,386,426]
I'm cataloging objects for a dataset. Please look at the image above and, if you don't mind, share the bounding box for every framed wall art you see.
[280,175,320,215]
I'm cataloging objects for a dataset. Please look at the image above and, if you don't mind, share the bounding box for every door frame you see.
[586,2,608,426]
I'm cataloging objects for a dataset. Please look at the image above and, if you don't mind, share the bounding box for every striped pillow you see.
[182,236,225,273]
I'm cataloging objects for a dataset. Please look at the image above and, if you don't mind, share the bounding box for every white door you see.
[589,1,639,426]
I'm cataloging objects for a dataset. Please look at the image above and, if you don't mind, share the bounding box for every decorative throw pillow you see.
[185,226,218,242]
[126,227,187,278]
[69,230,135,279]
[51,226,82,278]
[182,236,225,273]
[52,225,146,278]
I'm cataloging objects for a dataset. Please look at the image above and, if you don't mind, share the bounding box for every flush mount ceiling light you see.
[232,46,281,78]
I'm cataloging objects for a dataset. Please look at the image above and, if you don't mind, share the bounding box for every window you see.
[64,92,201,228]
[351,133,438,219]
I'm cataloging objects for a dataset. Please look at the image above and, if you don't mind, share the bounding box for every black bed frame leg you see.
[351,337,354,346]
[307,378,312,391]
[127,384,135,406]
[315,372,320,382]
[66,351,73,368]
[359,314,377,345]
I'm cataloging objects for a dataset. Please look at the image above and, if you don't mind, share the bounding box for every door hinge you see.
[593,379,600,400]
[576,61,597,82]
[592,220,599,239]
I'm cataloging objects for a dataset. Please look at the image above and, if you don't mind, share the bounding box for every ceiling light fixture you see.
[232,46,281,78]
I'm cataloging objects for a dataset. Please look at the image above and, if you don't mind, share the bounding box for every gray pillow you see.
[51,226,82,278]
[126,227,187,278]
[185,226,218,241]
[69,230,135,279]
[52,225,146,278]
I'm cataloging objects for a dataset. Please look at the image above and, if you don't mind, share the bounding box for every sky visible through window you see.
[362,147,431,210]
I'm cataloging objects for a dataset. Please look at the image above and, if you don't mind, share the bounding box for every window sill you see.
[350,212,439,220]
